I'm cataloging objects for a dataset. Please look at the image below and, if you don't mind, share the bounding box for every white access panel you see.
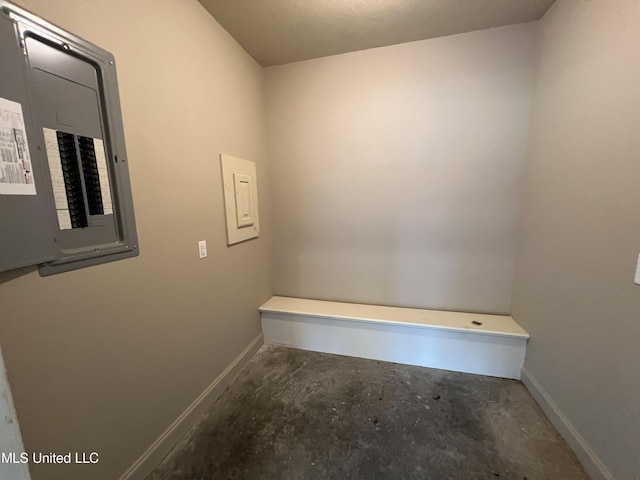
[233,173,254,227]
[220,154,260,245]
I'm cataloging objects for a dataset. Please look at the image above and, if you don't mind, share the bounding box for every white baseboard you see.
[521,367,614,480]
[118,333,263,480]
[260,297,528,380]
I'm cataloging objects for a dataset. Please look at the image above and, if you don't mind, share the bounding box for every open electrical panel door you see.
[0,1,138,275]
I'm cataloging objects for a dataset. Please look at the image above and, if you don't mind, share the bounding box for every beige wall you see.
[2,1,637,479]
[512,1,640,479]
[265,23,537,314]
[0,1,272,479]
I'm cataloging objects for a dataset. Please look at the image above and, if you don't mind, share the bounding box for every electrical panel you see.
[0,1,138,275]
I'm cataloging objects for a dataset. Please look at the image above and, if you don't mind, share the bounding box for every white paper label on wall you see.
[43,127,72,230]
[635,254,640,285]
[92,138,113,215]
[0,97,36,195]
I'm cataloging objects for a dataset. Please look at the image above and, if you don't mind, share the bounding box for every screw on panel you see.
[62,43,70,50]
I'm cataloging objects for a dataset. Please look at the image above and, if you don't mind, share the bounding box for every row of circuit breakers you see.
[0,1,138,275]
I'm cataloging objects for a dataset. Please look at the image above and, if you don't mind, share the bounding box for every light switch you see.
[233,173,254,228]
[198,240,207,259]
[635,254,640,285]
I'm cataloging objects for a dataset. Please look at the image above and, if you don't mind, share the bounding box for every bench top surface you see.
[260,296,529,339]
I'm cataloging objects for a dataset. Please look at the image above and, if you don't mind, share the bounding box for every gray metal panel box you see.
[0,1,138,275]
[0,9,57,270]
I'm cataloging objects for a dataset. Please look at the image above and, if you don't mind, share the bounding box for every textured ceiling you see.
[198,0,555,67]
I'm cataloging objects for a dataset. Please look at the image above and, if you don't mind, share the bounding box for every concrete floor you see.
[148,346,589,480]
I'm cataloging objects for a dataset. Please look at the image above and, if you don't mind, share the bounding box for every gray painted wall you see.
[511,1,640,479]
[265,23,537,314]
[0,1,272,479]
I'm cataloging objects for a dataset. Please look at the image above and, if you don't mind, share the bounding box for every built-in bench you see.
[259,296,529,379]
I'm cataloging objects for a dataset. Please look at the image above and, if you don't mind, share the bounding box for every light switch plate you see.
[198,240,207,259]
[635,253,640,285]
[220,154,260,245]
